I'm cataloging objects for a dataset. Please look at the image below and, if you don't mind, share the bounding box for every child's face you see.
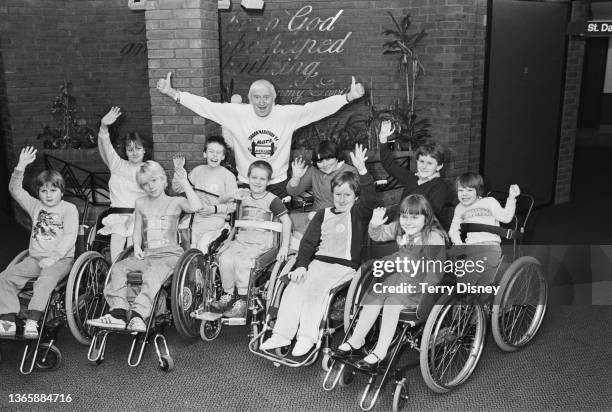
[399,213,425,237]
[126,142,145,164]
[141,175,166,198]
[316,157,339,175]
[332,182,356,212]
[457,185,478,206]
[204,142,225,168]
[248,167,270,194]
[38,183,62,208]
[416,154,442,180]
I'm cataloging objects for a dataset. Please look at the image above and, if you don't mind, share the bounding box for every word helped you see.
[372,282,500,296]
[372,257,486,279]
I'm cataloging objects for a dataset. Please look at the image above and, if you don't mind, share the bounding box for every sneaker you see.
[87,314,127,330]
[23,319,39,339]
[0,320,16,337]
[222,299,247,318]
[127,317,147,333]
[260,333,291,351]
[211,294,234,312]
[291,338,314,357]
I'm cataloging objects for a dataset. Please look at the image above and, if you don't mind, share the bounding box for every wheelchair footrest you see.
[192,311,223,322]
[221,317,246,326]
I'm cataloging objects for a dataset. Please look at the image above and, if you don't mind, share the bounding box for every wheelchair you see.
[322,192,548,411]
[81,212,202,372]
[0,251,68,374]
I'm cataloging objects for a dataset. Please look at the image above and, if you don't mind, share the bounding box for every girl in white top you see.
[97,107,147,261]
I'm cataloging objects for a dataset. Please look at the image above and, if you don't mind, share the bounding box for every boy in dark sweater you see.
[378,120,454,228]
[260,144,378,356]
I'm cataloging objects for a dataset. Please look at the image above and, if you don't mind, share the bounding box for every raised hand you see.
[378,120,395,143]
[349,143,368,175]
[174,165,189,186]
[346,76,365,102]
[370,207,388,227]
[508,184,521,199]
[172,154,186,170]
[291,157,308,179]
[157,72,174,96]
[16,146,37,171]
[101,107,122,127]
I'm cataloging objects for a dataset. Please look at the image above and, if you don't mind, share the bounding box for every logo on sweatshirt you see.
[32,210,63,241]
[247,130,280,159]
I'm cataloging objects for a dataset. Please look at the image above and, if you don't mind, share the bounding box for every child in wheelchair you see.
[96,107,148,261]
[88,160,206,332]
[0,147,78,339]
[171,136,238,252]
[212,160,292,318]
[332,194,447,370]
[448,172,520,286]
[260,144,378,357]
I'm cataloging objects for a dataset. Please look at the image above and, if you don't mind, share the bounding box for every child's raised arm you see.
[490,184,520,224]
[350,144,379,213]
[171,154,187,193]
[378,120,417,191]
[368,207,397,242]
[9,147,39,216]
[174,166,208,214]
[98,107,122,169]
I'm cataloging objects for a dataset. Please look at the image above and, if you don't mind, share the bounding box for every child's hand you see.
[291,157,308,179]
[378,120,395,143]
[38,257,56,268]
[134,246,144,260]
[289,266,307,284]
[101,107,121,126]
[508,184,520,199]
[174,166,189,185]
[225,202,237,214]
[16,146,37,171]
[349,144,369,175]
[346,76,365,102]
[172,154,186,170]
[276,245,289,262]
[370,207,388,226]
[157,72,174,96]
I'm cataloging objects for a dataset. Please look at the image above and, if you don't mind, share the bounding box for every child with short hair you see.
[260,145,378,356]
[96,107,148,261]
[448,172,520,285]
[378,120,452,226]
[171,136,238,251]
[213,160,292,318]
[0,147,78,338]
[332,194,447,369]
[88,160,205,332]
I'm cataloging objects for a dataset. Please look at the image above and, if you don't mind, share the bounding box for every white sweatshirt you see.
[180,92,348,184]
[449,196,516,245]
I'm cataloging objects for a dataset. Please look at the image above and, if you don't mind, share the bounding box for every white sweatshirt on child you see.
[179,92,348,184]
[449,196,516,245]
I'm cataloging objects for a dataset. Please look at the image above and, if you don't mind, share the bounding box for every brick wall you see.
[145,0,221,171]
[0,0,151,167]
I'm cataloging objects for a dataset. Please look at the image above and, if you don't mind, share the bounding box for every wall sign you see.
[568,20,612,36]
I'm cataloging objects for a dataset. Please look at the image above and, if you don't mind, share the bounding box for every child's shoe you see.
[210,294,234,312]
[222,299,247,318]
[23,319,39,339]
[127,317,146,333]
[87,314,127,330]
[291,338,314,357]
[0,320,16,337]
[260,333,291,351]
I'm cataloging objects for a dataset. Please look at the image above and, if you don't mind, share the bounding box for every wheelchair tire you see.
[35,343,62,371]
[491,256,548,352]
[343,260,375,333]
[200,320,222,342]
[86,224,96,251]
[6,250,29,269]
[392,377,409,412]
[66,251,110,345]
[420,295,486,393]
[159,354,174,372]
[171,249,206,340]
[266,254,296,309]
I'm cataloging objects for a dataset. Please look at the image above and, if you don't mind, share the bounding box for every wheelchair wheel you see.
[66,251,110,345]
[171,249,206,340]
[491,256,548,352]
[159,354,174,372]
[6,250,29,269]
[392,377,409,412]
[420,295,486,393]
[343,263,367,333]
[200,320,222,342]
[35,343,62,371]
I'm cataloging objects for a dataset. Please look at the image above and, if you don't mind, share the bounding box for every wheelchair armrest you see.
[208,228,230,255]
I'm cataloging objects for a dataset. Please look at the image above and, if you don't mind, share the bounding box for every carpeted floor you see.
[0,145,611,411]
